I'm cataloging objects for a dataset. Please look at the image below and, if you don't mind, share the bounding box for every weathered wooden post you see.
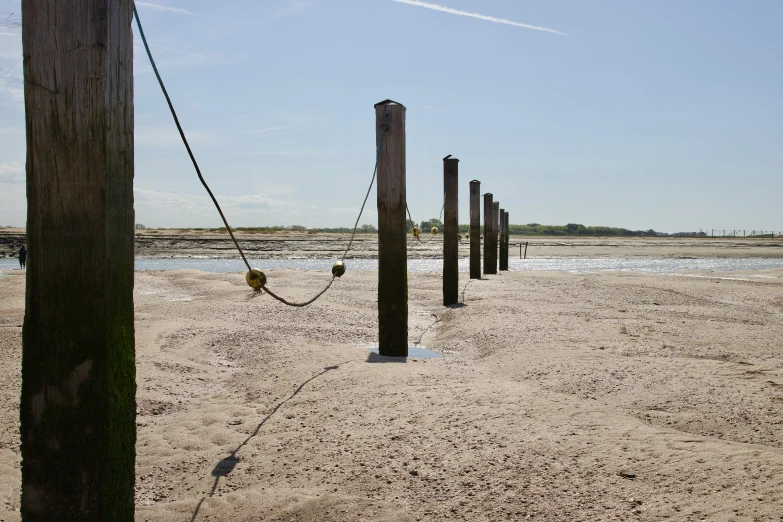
[498,208,505,270]
[492,201,500,273]
[483,193,495,275]
[500,211,509,271]
[21,1,136,519]
[375,100,408,356]
[443,155,459,305]
[469,180,481,279]
[524,241,529,259]
[505,211,510,264]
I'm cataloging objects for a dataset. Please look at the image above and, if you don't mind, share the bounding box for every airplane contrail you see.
[135,2,198,16]
[392,0,566,36]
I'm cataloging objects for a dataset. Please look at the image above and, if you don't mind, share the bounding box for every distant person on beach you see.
[19,245,26,269]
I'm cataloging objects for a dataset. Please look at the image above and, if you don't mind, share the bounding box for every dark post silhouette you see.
[483,194,495,275]
[492,201,500,273]
[500,210,509,271]
[469,180,481,279]
[21,0,136,519]
[375,100,408,356]
[443,156,459,305]
[497,208,504,270]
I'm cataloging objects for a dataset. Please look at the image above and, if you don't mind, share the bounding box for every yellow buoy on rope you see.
[431,227,438,235]
[458,234,463,241]
[332,260,346,278]
[412,226,420,238]
[465,233,469,239]
[245,268,267,290]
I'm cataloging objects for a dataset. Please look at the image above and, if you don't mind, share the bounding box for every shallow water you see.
[367,346,443,359]
[2,256,783,275]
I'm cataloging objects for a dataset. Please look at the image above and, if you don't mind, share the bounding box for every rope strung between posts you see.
[133,4,384,307]
[258,132,385,308]
[133,4,252,273]
[406,196,445,245]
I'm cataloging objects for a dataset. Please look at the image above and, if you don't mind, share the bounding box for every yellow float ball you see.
[480,235,484,240]
[465,233,469,239]
[332,260,346,278]
[431,227,438,235]
[245,268,267,290]
[412,227,420,238]
[458,234,463,241]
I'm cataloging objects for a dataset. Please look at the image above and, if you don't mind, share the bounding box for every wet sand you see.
[133,231,783,260]
[1,264,783,520]
[3,229,782,260]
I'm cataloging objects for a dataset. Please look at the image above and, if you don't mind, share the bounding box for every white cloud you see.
[239,150,319,157]
[0,29,23,109]
[0,162,25,226]
[0,78,22,106]
[133,40,242,67]
[270,0,319,21]
[134,2,199,16]
[328,207,362,215]
[0,163,23,183]
[242,123,303,137]
[259,184,298,196]
[133,187,298,227]
[392,0,566,35]
[135,125,212,150]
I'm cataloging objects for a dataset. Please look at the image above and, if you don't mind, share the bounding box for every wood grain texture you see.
[375,102,408,356]
[21,1,136,519]
[483,193,495,274]
[469,180,481,279]
[442,158,459,305]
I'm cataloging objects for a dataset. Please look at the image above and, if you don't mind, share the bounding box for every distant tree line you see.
[173,222,658,237]
[497,223,658,237]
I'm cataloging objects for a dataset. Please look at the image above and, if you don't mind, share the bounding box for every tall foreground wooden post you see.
[375,100,408,356]
[499,209,508,271]
[483,193,495,274]
[469,180,481,279]
[21,1,136,519]
[443,156,459,305]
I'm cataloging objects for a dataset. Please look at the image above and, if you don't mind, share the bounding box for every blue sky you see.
[1,0,781,232]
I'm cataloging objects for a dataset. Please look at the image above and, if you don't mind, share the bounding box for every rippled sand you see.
[1,267,783,520]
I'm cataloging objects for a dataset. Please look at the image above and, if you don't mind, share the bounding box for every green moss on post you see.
[21,1,136,519]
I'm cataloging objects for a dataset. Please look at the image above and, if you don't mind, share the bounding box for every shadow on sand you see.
[189,362,347,521]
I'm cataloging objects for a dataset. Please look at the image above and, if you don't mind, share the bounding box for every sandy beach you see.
[2,254,783,520]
